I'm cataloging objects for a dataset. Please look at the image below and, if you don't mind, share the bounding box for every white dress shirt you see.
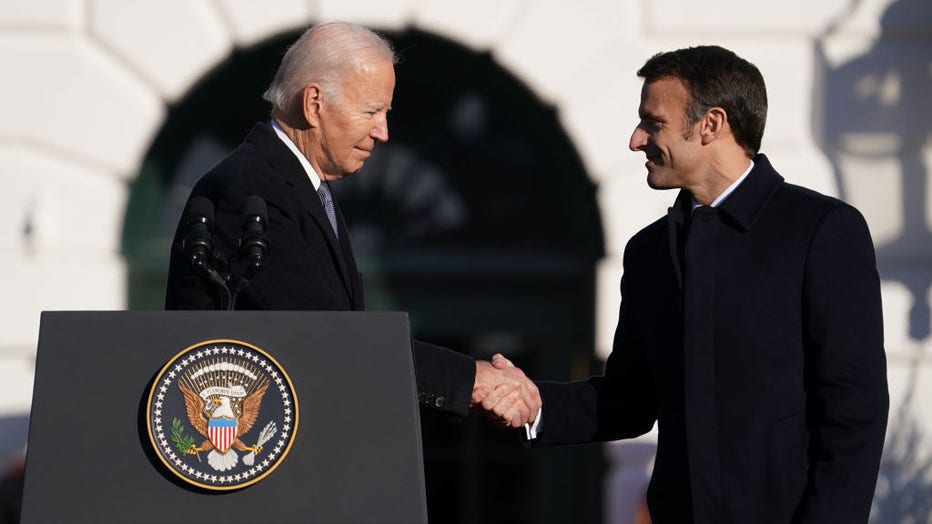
[691,159,754,211]
[270,120,323,191]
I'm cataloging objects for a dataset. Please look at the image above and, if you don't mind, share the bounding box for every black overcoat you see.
[165,122,475,416]
[535,155,888,524]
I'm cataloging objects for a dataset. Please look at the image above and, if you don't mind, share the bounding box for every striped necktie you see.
[317,183,339,239]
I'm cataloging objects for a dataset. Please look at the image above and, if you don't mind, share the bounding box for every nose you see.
[371,114,389,143]
[629,125,646,152]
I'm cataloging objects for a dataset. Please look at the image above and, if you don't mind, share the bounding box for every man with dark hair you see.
[634,45,768,158]
[507,45,888,523]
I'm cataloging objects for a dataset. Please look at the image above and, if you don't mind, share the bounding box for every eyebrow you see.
[639,111,664,122]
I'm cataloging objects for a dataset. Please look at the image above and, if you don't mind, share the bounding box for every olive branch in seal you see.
[170,417,200,462]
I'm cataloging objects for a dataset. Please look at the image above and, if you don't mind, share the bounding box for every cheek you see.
[355,121,373,141]
[660,135,683,156]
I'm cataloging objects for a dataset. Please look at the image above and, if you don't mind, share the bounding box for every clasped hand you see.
[471,354,541,429]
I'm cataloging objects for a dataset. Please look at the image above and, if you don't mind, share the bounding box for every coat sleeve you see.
[411,339,476,418]
[533,249,658,446]
[796,204,889,523]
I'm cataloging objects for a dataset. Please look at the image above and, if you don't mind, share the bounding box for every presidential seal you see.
[146,339,298,490]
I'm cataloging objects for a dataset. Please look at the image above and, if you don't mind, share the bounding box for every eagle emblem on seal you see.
[178,367,272,471]
[147,339,298,490]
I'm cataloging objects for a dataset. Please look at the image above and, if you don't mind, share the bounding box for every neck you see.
[688,153,752,205]
[272,114,327,182]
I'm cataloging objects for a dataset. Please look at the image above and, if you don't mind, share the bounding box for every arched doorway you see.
[122,27,605,523]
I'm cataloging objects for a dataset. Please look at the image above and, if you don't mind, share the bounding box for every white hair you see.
[262,22,397,115]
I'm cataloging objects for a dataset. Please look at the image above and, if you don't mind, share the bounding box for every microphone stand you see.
[182,195,269,311]
[230,195,270,310]
[182,197,233,311]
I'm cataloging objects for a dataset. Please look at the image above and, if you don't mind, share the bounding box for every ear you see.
[700,107,728,145]
[302,83,323,127]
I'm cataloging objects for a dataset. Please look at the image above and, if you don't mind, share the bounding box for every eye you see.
[640,118,662,133]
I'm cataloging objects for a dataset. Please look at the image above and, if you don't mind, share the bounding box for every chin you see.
[334,163,364,178]
[646,172,674,191]
[646,172,662,189]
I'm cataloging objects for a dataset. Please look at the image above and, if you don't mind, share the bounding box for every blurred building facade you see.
[1,0,930,522]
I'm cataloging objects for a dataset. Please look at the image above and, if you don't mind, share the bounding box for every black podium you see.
[22,311,428,524]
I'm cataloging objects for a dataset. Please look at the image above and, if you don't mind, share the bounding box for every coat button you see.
[434,396,445,408]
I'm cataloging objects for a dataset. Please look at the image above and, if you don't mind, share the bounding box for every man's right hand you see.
[471,354,541,429]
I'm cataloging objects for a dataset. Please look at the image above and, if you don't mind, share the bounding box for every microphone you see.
[182,196,229,294]
[238,195,270,277]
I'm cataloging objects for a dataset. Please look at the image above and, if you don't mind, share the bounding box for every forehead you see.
[341,59,395,105]
[639,76,690,117]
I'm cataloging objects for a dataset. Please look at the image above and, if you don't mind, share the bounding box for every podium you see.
[21,311,428,524]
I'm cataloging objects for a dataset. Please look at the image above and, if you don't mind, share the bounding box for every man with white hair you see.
[166,22,539,427]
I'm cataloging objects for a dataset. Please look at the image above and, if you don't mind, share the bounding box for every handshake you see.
[470,354,541,429]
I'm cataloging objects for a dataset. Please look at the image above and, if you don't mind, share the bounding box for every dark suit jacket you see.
[165,122,475,417]
[534,155,888,524]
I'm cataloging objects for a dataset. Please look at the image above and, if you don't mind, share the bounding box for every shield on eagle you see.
[208,417,237,454]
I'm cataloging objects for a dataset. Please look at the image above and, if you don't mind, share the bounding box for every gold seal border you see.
[145,338,300,491]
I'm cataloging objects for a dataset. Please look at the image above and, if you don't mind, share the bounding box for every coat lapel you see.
[667,190,692,291]
[332,199,364,309]
[666,154,783,291]
[716,154,784,231]
[245,123,357,305]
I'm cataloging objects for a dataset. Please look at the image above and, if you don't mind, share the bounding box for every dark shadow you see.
[818,0,932,340]
[816,1,932,522]
[871,364,932,523]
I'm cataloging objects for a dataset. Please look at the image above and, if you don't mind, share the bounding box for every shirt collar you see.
[270,119,322,191]
[691,159,755,212]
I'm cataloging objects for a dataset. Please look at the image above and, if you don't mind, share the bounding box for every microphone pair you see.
[181,195,269,310]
